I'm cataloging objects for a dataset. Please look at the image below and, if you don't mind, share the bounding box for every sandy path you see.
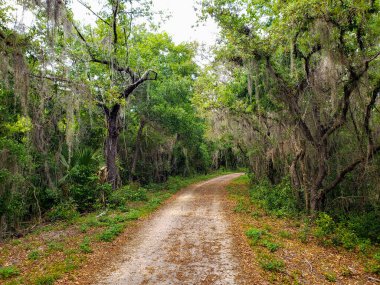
[95,173,248,285]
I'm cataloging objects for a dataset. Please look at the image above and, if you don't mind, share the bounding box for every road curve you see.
[96,173,246,285]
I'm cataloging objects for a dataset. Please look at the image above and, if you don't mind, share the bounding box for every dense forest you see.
[0,0,380,250]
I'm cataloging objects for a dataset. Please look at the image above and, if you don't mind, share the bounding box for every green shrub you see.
[245,228,265,244]
[315,213,335,237]
[148,197,162,209]
[346,212,380,243]
[333,225,359,250]
[108,186,148,207]
[125,187,148,202]
[358,239,371,254]
[98,224,124,242]
[46,200,79,222]
[0,266,20,279]
[249,177,299,216]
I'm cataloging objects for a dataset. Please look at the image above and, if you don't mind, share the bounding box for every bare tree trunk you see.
[129,118,146,181]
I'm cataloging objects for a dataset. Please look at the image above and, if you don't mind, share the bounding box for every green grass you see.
[28,250,41,261]
[258,255,285,272]
[323,272,337,282]
[47,242,64,252]
[0,266,20,279]
[278,230,292,239]
[262,240,281,252]
[245,228,266,244]
[98,223,125,242]
[79,237,93,253]
[33,274,58,285]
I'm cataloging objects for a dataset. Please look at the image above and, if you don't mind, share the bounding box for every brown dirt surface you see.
[90,173,265,285]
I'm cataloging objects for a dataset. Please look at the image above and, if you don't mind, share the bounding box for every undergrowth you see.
[0,171,232,284]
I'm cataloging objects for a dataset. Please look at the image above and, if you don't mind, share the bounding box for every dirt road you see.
[95,173,254,285]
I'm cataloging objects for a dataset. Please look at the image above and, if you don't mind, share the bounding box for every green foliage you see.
[125,209,141,220]
[98,224,124,242]
[47,242,64,252]
[234,198,250,213]
[250,178,300,217]
[333,226,359,250]
[46,200,79,222]
[79,237,92,254]
[0,266,20,279]
[245,228,265,244]
[27,250,41,261]
[258,255,285,272]
[262,240,281,252]
[33,274,58,285]
[345,212,380,243]
[278,231,292,239]
[298,221,311,243]
[108,185,148,208]
[315,213,335,237]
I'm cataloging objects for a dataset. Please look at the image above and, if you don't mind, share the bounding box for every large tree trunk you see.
[309,142,328,214]
[105,104,121,189]
[129,118,146,181]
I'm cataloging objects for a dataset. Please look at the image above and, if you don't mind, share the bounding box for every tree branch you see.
[77,0,111,26]
[122,70,157,98]
[322,145,380,196]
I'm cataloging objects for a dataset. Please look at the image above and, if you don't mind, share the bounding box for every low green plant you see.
[249,177,299,217]
[279,230,292,239]
[374,251,380,262]
[46,200,79,222]
[234,198,250,213]
[108,186,148,208]
[358,239,371,254]
[245,228,265,244]
[126,209,141,220]
[47,241,64,252]
[298,222,311,243]
[28,250,41,261]
[98,224,124,242]
[0,266,20,279]
[33,274,58,285]
[323,272,337,282]
[262,240,280,252]
[258,255,285,272]
[80,224,88,233]
[79,237,92,253]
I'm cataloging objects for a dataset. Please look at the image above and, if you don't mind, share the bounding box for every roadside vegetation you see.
[228,175,380,284]
[0,171,230,284]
